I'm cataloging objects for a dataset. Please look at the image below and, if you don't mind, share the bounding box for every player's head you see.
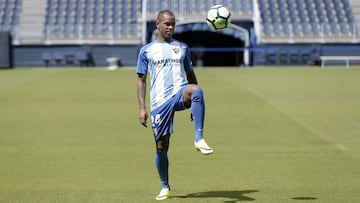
[156,10,175,42]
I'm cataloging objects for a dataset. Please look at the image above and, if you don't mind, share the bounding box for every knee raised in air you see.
[191,88,204,103]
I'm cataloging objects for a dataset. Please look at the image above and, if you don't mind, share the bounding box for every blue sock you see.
[191,89,205,142]
[155,149,169,189]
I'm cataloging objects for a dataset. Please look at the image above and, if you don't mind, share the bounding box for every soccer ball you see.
[206,5,231,30]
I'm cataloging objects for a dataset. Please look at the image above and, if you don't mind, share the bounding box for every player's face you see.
[156,13,175,42]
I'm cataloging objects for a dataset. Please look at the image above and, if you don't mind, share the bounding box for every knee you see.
[191,88,204,102]
[189,84,201,91]
[156,136,169,151]
[156,142,167,151]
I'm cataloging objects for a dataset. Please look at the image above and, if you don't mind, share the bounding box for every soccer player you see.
[136,10,213,200]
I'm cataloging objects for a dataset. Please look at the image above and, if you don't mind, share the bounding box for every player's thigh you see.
[151,106,174,140]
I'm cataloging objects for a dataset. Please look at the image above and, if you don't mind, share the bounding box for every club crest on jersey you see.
[172,46,180,54]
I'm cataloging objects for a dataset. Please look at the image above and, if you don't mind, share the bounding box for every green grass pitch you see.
[1,67,360,202]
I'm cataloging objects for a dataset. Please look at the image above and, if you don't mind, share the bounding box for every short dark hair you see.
[157,10,175,20]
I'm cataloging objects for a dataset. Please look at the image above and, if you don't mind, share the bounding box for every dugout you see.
[251,44,360,66]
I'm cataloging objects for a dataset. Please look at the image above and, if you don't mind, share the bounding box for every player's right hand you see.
[139,109,148,128]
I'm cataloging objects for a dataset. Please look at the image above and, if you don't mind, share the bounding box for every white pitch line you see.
[242,85,354,156]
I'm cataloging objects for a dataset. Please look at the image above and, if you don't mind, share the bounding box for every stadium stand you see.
[43,0,142,44]
[0,0,22,36]
[258,0,358,43]
[41,0,253,44]
[2,0,356,45]
[14,0,47,44]
[146,0,253,20]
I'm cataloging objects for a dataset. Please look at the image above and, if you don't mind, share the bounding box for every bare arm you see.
[186,70,198,85]
[137,73,148,127]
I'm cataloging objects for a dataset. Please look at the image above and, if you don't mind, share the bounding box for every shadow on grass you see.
[173,190,259,202]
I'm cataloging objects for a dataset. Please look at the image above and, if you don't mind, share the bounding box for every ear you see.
[156,20,160,28]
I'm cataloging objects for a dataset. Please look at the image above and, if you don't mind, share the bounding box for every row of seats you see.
[262,22,356,37]
[45,0,141,38]
[46,0,140,25]
[260,0,354,24]
[259,0,357,37]
[146,0,253,18]
[44,23,140,39]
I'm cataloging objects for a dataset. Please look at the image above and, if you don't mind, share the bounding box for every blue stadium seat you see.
[53,51,65,64]
[259,0,357,37]
[311,23,320,34]
[41,51,53,66]
[0,0,22,36]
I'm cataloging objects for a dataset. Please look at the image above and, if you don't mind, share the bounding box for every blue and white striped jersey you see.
[136,40,193,111]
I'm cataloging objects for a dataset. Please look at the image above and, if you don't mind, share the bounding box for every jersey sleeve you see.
[136,47,148,75]
[183,44,193,71]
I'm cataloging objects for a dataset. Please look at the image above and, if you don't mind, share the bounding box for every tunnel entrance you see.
[150,22,248,67]
[174,31,244,66]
